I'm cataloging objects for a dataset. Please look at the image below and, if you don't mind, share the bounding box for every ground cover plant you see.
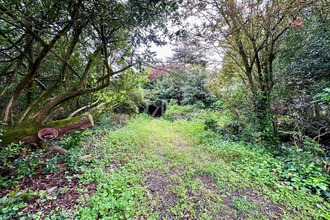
[1,113,329,219]
[1,0,329,219]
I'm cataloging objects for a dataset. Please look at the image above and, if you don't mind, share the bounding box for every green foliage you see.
[3,115,327,219]
[0,189,34,219]
[111,70,149,115]
[58,131,95,172]
[252,92,277,144]
[72,116,200,219]
[181,71,215,106]
[146,67,215,108]
[3,0,329,218]
[116,98,139,115]
[13,156,39,179]
[191,119,330,200]
[60,131,84,149]
[44,208,70,220]
[314,88,330,106]
[303,137,325,155]
[163,100,192,121]
[272,3,330,146]
[277,6,330,84]
[0,129,91,191]
[0,142,22,171]
[210,100,225,111]
[0,145,42,189]
[164,100,254,142]
[275,138,329,198]
[205,81,257,140]
[0,0,180,147]
[232,196,258,216]
[43,158,59,174]
[75,171,146,219]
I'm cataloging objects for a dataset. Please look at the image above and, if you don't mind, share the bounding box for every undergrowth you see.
[1,112,329,219]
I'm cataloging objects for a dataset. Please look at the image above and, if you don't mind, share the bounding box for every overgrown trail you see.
[128,119,282,219]
[74,117,328,219]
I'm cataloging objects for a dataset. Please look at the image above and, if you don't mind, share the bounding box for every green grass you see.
[4,114,329,219]
[72,115,329,219]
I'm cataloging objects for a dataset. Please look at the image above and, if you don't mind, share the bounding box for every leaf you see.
[321,214,330,220]
[318,184,328,192]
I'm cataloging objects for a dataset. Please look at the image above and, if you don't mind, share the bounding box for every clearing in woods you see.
[18,116,328,219]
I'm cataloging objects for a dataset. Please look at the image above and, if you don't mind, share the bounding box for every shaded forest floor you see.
[3,115,330,219]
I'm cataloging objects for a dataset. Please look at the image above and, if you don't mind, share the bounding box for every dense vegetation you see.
[0,0,329,219]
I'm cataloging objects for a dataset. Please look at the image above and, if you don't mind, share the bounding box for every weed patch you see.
[2,116,329,219]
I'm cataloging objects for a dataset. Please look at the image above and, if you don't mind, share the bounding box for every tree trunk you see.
[2,23,72,123]
[253,90,275,141]
[2,113,94,146]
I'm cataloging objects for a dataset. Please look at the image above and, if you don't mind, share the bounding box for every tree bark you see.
[2,113,94,146]
[49,145,68,154]
[2,22,73,123]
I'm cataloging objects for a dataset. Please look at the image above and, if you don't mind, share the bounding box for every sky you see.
[150,42,174,61]
[145,7,224,68]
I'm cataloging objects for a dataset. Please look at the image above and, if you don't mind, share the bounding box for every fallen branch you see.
[49,145,68,154]
[2,113,94,146]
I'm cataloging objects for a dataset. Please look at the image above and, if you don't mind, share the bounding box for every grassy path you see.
[74,116,328,219]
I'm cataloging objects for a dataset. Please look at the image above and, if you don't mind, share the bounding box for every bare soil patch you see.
[222,188,284,219]
[144,169,177,219]
[196,175,218,191]
[18,170,96,218]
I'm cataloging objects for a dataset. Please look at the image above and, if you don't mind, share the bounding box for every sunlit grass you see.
[74,115,329,219]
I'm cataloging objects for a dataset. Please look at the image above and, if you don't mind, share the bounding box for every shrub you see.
[195,124,330,199]
[115,88,148,115]
[270,138,330,198]
[314,88,330,107]
[145,66,215,107]
[163,100,192,121]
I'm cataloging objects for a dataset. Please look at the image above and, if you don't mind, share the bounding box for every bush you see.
[115,99,139,115]
[314,88,330,106]
[145,66,215,107]
[303,137,324,156]
[111,114,130,128]
[109,70,148,116]
[201,129,330,200]
[114,89,148,115]
[163,100,192,121]
[276,145,330,198]
[60,131,84,149]
[267,137,330,198]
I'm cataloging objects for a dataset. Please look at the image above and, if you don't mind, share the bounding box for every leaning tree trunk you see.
[1,113,94,146]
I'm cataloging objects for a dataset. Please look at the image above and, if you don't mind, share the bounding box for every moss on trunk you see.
[2,113,91,145]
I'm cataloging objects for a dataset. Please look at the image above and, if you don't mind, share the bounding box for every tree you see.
[146,65,214,108]
[170,31,208,67]
[273,0,330,145]
[0,0,178,145]
[183,0,309,139]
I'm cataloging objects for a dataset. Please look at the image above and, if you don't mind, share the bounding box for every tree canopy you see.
[0,0,178,143]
